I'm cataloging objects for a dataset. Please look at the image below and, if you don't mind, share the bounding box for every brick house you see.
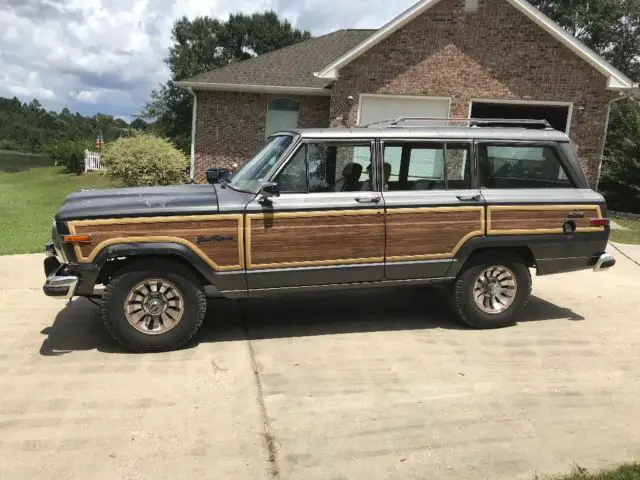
[176,0,636,185]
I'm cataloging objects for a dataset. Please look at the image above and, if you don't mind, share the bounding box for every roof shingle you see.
[184,29,375,89]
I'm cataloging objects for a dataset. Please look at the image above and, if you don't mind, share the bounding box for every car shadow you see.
[38,286,584,355]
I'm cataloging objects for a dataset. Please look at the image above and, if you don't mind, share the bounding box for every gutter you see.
[174,81,332,97]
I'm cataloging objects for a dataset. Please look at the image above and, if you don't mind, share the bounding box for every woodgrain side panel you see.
[69,215,244,271]
[247,211,384,269]
[488,205,604,235]
[386,207,485,261]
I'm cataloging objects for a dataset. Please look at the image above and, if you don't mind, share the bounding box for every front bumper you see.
[43,250,79,299]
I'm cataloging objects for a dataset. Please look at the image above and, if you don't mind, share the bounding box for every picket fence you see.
[84,150,102,172]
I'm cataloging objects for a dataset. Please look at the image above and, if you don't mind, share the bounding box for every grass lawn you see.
[0,167,119,255]
[545,464,640,479]
[610,218,640,245]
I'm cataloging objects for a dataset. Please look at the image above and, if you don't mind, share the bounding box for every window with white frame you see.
[265,99,299,138]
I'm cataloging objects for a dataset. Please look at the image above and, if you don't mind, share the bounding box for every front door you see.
[245,139,386,290]
[381,140,485,280]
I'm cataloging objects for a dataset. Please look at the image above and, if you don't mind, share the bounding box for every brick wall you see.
[193,91,330,182]
[329,0,615,185]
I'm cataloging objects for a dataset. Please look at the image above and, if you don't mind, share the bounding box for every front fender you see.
[92,242,246,293]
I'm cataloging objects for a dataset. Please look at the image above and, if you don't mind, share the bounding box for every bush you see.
[44,139,90,175]
[101,134,189,187]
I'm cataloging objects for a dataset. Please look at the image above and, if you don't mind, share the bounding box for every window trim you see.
[271,139,378,195]
[380,139,474,191]
[474,140,578,189]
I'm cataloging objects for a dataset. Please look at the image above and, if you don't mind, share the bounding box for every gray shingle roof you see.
[184,29,375,89]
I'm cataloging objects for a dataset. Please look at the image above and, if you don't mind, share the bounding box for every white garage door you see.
[358,95,450,126]
[358,95,450,182]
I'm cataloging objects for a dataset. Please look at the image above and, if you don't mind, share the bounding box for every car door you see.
[244,138,386,291]
[381,139,486,280]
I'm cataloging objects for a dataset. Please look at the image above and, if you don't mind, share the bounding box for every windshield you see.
[229,135,295,193]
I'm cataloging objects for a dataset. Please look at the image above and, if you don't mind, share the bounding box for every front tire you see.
[453,253,531,329]
[101,260,207,352]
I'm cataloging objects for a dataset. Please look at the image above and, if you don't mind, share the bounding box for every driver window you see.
[277,142,373,193]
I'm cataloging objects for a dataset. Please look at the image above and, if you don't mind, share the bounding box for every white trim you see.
[174,81,332,97]
[314,0,636,91]
[468,98,573,133]
[356,93,452,126]
[188,88,197,179]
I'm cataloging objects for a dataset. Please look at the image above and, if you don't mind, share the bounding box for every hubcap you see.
[124,279,185,335]
[472,266,518,314]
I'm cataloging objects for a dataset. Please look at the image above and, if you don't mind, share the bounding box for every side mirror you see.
[206,168,231,184]
[259,182,280,201]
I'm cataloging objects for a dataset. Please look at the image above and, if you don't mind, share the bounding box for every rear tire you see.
[101,260,207,352]
[453,252,531,329]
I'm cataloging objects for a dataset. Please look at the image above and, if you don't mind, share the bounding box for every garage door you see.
[358,95,450,126]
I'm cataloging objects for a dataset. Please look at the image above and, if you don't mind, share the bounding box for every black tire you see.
[101,260,207,353]
[453,252,531,329]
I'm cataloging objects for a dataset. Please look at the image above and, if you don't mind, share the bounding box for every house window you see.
[265,99,299,138]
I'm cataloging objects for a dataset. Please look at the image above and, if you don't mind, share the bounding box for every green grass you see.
[610,218,640,245]
[0,167,119,255]
[543,464,640,480]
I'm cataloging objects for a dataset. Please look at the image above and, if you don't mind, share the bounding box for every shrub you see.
[44,139,90,175]
[101,134,189,187]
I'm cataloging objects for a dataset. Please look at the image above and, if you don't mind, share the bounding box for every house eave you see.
[174,81,332,97]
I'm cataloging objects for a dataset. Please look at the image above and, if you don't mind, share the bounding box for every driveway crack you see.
[239,301,280,478]
[610,243,640,267]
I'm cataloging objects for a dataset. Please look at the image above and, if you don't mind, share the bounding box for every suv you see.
[43,118,615,352]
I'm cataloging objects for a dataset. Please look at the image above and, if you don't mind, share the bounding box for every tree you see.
[141,11,311,152]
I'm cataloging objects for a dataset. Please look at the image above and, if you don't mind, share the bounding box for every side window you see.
[265,99,299,138]
[479,144,574,188]
[383,142,471,191]
[276,142,373,193]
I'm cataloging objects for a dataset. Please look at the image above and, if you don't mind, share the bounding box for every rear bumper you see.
[593,253,616,272]
[43,254,79,299]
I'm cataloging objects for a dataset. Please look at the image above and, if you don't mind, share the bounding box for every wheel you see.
[101,260,207,352]
[453,252,531,329]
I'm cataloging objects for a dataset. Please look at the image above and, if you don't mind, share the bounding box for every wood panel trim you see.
[68,214,245,272]
[386,206,485,262]
[246,209,383,269]
[487,204,604,235]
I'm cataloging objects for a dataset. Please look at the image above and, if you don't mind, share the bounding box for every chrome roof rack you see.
[364,117,554,130]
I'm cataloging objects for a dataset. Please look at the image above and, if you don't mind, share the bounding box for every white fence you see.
[84,150,102,172]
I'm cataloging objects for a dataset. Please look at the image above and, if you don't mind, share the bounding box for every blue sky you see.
[0,0,417,121]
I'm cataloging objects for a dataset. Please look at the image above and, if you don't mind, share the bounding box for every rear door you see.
[476,141,609,273]
[382,139,486,280]
[245,138,386,290]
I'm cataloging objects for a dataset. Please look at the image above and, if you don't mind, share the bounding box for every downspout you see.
[188,87,197,180]
[595,88,638,190]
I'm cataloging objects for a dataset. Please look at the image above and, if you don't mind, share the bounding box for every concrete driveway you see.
[1,248,639,480]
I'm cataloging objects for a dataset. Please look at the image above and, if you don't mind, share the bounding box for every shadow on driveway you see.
[39,286,584,355]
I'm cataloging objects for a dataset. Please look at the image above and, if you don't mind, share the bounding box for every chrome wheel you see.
[124,279,185,335]
[472,266,518,314]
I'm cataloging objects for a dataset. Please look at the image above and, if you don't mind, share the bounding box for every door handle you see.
[456,194,481,202]
[354,196,381,204]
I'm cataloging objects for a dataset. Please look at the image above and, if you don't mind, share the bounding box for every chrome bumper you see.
[43,248,79,299]
[593,253,616,272]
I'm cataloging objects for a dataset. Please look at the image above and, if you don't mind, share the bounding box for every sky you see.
[0,0,417,121]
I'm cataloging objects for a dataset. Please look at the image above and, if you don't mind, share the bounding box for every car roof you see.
[280,126,570,142]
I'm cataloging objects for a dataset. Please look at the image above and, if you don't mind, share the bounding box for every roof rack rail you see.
[364,117,554,129]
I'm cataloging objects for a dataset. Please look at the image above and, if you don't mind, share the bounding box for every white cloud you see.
[0,0,417,118]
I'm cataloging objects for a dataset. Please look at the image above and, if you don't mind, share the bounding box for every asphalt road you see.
[1,245,639,479]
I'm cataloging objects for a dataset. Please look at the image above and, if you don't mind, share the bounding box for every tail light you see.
[589,218,610,227]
